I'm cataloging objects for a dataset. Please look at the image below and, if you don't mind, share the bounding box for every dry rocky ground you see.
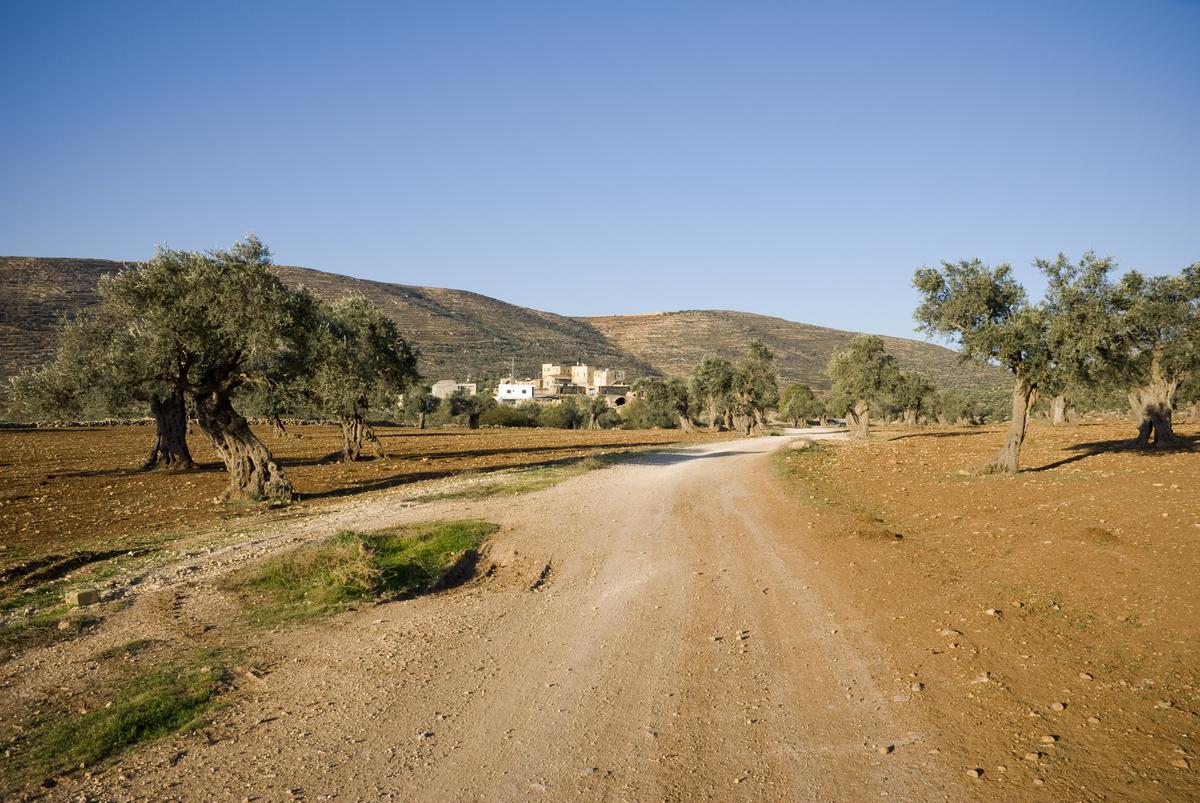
[776,421,1200,799]
[0,420,1196,801]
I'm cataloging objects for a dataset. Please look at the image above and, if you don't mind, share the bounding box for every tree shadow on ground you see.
[1028,433,1198,472]
[50,461,226,480]
[299,445,738,501]
[284,440,674,468]
[606,449,744,467]
[885,430,988,442]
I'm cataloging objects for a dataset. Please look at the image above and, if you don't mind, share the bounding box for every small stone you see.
[710,635,723,642]
[417,731,434,740]
[1172,758,1191,770]
[938,628,961,637]
[878,744,894,755]
[995,765,1007,773]
[910,682,924,692]
[1157,700,1174,709]
[1087,716,1101,725]
[1051,702,1066,712]
[1079,672,1093,681]
[1033,778,1044,786]
[985,608,999,616]
[967,768,983,778]
[1023,752,1041,762]
[1041,735,1058,744]
[57,619,72,631]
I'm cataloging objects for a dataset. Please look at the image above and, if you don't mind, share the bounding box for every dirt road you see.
[48,434,963,801]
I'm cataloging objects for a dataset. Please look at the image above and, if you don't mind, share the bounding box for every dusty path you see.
[52,433,962,801]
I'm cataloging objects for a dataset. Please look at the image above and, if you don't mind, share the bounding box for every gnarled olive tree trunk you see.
[847,399,870,439]
[902,407,918,429]
[677,414,696,432]
[1050,394,1067,427]
[194,392,293,502]
[338,412,385,462]
[989,375,1037,472]
[143,391,194,470]
[1130,352,1179,449]
[417,411,428,430]
[707,400,721,431]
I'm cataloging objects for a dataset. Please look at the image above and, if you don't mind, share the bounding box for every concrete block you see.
[65,588,100,607]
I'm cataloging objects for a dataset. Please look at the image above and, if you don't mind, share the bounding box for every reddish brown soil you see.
[777,421,1200,797]
[0,425,724,568]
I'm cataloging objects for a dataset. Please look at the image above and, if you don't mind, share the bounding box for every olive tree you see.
[914,259,1049,472]
[176,239,317,499]
[1110,264,1200,447]
[584,395,610,430]
[12,290,196,470]
[1041,253,1200,446]
[730,341,778,435]
[890,371,934,429]
[778,383,821,427]
[1039,252,1122,428]
[448,389,492,429]
[402,386,440,429]
[629,377,694,430]
[308,296,418,461]
[13,238,314,499]
[689,355,734,431]
[825,335,901,439]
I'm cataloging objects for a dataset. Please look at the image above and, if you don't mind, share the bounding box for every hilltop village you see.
[434,362,631,408]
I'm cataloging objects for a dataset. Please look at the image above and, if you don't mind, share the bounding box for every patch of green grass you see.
[224,519,500,626]
[7,651,229,791]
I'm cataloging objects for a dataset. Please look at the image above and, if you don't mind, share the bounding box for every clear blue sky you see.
[2,1,1197,340]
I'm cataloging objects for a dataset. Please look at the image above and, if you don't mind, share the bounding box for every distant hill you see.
[585,310,1005,390]
[0,256,1005,399]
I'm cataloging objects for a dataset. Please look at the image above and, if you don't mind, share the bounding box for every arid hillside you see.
[586,310,1006,390]
[0,256,1003,395]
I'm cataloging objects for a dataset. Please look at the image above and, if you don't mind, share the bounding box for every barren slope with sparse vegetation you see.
[0,257,1002,398]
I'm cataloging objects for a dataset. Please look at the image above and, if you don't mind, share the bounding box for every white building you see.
[431,379,477,400]
[496,381,537,404]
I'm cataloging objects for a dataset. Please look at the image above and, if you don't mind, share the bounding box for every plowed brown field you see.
[0,424,725,568]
